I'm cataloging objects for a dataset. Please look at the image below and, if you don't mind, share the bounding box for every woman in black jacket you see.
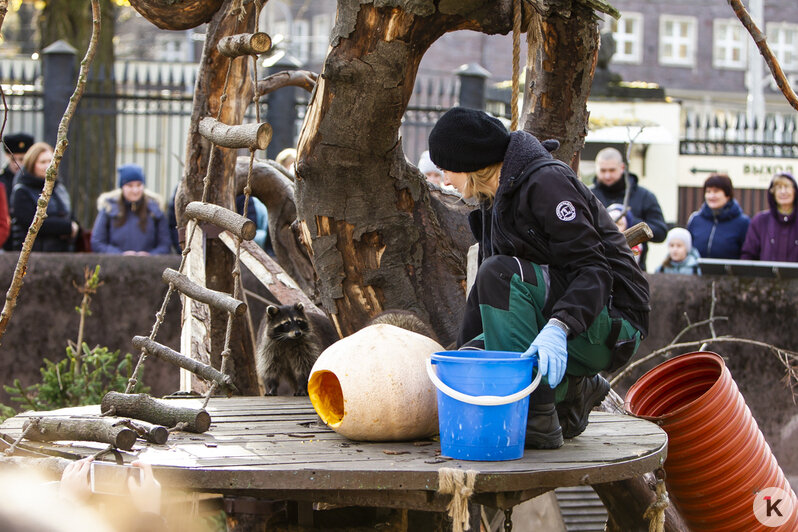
[428,108,650,449]
[10,142,77,251]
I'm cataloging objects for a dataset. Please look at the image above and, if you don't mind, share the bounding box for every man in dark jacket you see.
[429,108,650,450]
[2,133,34,251]
[590,147,667,270]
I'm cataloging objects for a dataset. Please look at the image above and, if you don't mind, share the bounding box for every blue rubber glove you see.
[522,322,568,388]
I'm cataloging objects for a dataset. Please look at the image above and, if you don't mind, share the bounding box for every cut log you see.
[128,0,223,31]
[197,117,272,150]
[22,417,138,451]
[102,392,211,433]
[185,201,256,241]
[163,267,246,316]
[623,222,654,249]
[218,32,272,57]
[123,419,170,445]
[0,456,75,479]
[132,336,237,393]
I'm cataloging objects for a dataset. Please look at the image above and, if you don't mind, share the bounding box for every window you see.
[291,19,310,64]
[659,15,697,67]
[607,12,643,64]
[311,14,332,62]
[713,19,747,69]
[767,23,798,72]
[154,35,189,62]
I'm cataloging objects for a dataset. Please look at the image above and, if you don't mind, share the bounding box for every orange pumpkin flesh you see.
[308,370,344,427]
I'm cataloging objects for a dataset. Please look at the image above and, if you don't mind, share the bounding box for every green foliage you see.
[0,265,148,423]
[2,344,147,417]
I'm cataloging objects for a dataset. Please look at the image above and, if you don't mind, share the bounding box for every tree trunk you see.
[39,0,117,229]
[295,1,516,344]
[178,0,259,395]
[522,2,599,169]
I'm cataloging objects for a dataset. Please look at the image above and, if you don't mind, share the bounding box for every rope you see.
[3,418,37,456]
[128,2,255,404]
[510,0,522,131]
[438,468,478,532]
[643,478,669,532]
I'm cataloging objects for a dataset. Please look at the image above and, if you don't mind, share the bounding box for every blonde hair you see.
[465,162,503,203]
[22,141,53,174]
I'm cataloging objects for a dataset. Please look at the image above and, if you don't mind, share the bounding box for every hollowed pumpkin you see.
[308,324,442,441]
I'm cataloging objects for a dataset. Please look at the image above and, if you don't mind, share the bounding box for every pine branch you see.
[728,0,798,111]
[0,0,102,342]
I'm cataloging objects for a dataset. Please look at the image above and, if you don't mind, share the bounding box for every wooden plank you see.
[0,396,667,504]
[180,220,213,393]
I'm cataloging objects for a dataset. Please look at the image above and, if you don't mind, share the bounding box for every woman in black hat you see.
[428,107,650,449]
[10,142,78,252]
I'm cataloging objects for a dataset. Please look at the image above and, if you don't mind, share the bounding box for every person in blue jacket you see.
[91,164,172,255]
[687,174,750,260]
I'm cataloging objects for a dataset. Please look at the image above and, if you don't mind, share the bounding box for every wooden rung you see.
[218,32,272,57]
[22,416,138,451]
[198,117,272,150]
[185,202,256,241]
[163,268,246,316]
[102,392,211,434]
[624,222,653,249]
[132,336,236,393]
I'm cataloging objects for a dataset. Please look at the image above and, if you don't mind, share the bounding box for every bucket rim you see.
[431,350,533,364]
[624,351,726,422]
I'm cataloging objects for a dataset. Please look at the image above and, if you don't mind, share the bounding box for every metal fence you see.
[2,56,506,227]
[680,110,798,158]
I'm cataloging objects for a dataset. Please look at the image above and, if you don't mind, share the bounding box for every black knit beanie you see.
[428,107,511,172]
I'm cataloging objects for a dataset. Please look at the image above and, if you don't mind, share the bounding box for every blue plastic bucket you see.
[426,351,540,461]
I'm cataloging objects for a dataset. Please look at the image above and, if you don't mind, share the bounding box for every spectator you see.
[91,164,171,255]
[741,172,798,262]
[655,227,700,274]
[607,203,641,260]
[417,150,444,186]
[10,142,78,251]
[1,132,33,204]
[590,147,667,270]
[276,148,296,178]
[0,182,8,249]
[687,174,749,260]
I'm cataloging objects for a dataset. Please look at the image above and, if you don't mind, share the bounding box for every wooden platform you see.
[0,396,667,511]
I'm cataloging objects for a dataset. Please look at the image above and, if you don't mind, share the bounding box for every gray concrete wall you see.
[623,273,798,481]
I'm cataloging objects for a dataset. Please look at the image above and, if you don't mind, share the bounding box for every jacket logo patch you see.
[556,201,576,221]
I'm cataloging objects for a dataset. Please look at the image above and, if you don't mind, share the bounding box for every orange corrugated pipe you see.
[625,351,798,531]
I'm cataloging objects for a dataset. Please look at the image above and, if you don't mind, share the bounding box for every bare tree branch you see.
[0,0,102,342]
[728,0,798,111]
[610,279,797,403]
[257,70,318,96]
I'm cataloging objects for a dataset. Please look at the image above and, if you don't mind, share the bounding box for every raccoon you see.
[368,309,437,342]
[255,303,321,396]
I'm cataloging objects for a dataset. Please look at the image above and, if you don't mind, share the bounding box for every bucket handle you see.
[425,358,541,406]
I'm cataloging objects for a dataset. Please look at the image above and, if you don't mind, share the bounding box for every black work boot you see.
[556,374,611,439]
[524,387,563,449]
